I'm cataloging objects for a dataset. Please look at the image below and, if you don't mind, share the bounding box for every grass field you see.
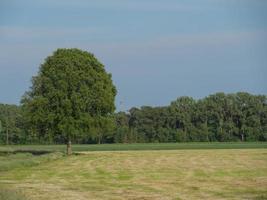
[0,143,267,200]
[1,142,267,153]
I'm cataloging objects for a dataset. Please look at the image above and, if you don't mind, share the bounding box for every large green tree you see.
[21,48,116,154]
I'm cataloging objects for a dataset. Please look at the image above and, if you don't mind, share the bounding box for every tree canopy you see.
[20,48,117,150]
[0,92,266,144]
[113,92,267,143]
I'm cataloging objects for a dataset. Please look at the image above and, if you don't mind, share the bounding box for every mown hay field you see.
[0,146,267,200]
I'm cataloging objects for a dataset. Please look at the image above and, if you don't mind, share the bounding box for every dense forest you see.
[0,92,266,144]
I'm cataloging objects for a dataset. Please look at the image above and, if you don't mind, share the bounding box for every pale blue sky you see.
[0,0,266,110]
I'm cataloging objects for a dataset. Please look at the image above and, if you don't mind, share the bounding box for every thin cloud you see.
[7,0,204,12]
[1,29,266,60]
[0,26,100,41]
[2,25,265,45]
[78,30,267,57]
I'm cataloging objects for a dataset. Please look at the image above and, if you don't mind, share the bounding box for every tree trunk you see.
[6,128,9,145]
[241,133,244,142]
[124,133,127,144]
[67,140,72,155]
[98,136,101,144]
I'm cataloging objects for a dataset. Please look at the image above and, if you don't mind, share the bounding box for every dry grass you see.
[0,149,267,200]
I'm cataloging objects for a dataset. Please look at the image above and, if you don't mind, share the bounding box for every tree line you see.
[0,92,266,144]
[114,92,267,143]
[0,49,266,147]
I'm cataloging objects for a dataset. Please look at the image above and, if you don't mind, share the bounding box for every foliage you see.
[114,92,267,143]
[0,92,266,144]
[0,104,25,144]
[21,48,116,145]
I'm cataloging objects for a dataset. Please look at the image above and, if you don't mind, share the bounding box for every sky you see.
[0,0,266,111]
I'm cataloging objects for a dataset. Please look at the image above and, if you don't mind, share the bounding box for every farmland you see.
[0,143,267,200]
[1,142,267,153]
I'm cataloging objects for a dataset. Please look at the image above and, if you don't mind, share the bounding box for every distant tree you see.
[21,48,116,154]
[114,112,130,143]
[0,120,2,141]
[0,104,23,144]
[203,93,230,141]
[234,92,266,141]
[118,93,266,143]
[169,96,196,141]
